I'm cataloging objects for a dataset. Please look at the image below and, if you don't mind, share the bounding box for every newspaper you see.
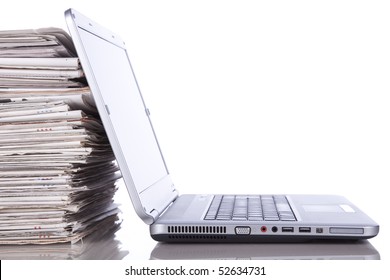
[0,28,122,244]
[0,28,76,57]
[0,28,83,88]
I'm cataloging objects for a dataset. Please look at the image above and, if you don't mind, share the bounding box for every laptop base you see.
[151,234,374,243]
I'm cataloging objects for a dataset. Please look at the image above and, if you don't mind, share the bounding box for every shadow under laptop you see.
[150,240,380,260]
[0,222,129,260]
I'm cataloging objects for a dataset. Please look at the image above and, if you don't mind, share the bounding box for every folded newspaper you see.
[0,28,122,244]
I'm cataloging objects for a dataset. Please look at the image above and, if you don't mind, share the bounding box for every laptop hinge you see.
[149,190,178,222]
[149,209,160,221]
[138,175,179,224]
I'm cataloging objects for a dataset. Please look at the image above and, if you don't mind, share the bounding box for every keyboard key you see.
[265,217,280,221]
[248,216,263,221]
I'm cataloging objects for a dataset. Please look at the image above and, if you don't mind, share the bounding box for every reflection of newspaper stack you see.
[0,221,128,259]
[0,28,121,244]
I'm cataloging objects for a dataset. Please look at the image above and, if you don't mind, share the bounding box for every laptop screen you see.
[77,28,169,195]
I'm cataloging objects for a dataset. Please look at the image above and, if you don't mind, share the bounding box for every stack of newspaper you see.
[0,28,121,244]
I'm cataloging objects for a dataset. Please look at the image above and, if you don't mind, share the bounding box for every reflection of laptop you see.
[65,9,379,242]
[150,241,380,260]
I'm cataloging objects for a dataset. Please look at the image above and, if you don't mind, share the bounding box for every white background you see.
[1,0,389,277]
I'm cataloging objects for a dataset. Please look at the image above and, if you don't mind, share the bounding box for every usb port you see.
[299,227,311,233]
[282,227,294,233]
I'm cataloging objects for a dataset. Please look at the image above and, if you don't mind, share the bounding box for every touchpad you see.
[303,205,345,213]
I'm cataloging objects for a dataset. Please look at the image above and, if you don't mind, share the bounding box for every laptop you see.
[65,8,379,242]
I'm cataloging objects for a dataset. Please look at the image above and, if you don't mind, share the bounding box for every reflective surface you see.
[150,241,380,260]
[0,237,379,260]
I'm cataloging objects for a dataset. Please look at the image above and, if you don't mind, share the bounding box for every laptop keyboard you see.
[204,195,296,221]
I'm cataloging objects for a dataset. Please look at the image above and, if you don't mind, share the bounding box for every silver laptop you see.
[65,8,379,242]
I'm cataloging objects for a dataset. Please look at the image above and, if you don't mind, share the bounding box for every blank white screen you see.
[78,28,168,194]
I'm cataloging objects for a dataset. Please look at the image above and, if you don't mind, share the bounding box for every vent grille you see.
[167,225,227,234]
[168,235,227,240]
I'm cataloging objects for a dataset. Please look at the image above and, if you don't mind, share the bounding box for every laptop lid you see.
[65,8,178,225]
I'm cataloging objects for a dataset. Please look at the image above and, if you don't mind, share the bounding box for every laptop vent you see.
[168,235,227,240]
[167,226,227,234]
